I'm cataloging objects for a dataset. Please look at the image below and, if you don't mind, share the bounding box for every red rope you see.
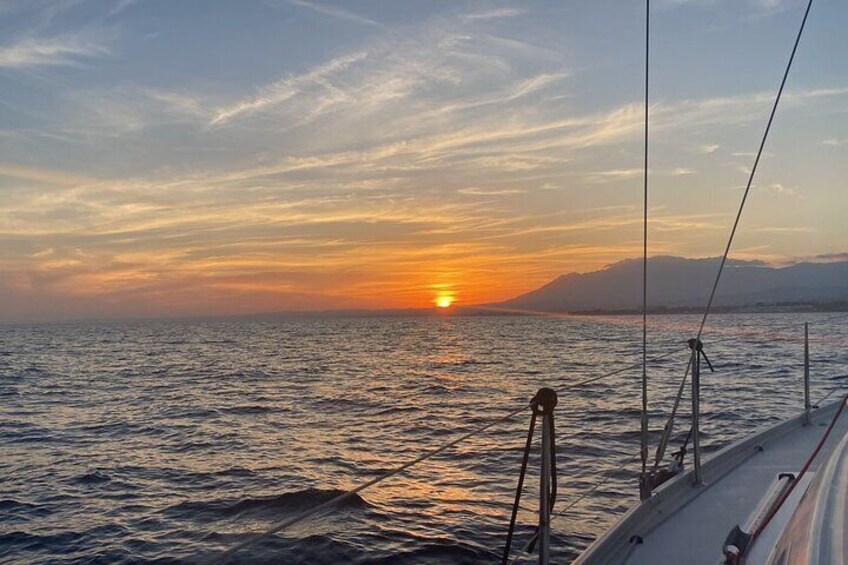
[748,394,848,545]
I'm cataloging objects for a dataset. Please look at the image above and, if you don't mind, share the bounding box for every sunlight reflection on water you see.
[0,313,846,563]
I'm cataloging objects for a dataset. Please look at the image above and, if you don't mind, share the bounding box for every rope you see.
[198,322,750,563]
[640,0,651,492]
[203,340,689,563]
[506,452,640,565]
[651,351,693,472]
[502,409,539,564]
[502,391,558,563]
[651,0,813,476]
[200,402,529,565]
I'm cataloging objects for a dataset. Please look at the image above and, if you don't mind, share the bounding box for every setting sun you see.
[435,294,455,309]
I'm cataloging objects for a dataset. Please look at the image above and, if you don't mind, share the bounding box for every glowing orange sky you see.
[1,1,846,322]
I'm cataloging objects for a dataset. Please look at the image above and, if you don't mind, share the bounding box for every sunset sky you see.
[1,0,846,321]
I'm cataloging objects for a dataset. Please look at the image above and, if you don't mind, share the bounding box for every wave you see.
[219,405,284,415]
[364,541,492,564]
[73,470,112,485]
[0,499,53,519]
[164,488,369,521]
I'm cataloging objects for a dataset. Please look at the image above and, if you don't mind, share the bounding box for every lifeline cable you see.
[200,402,529,565]
[202,343,690,563]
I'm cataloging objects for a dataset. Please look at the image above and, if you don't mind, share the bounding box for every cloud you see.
[210,51,368,125]
[0,34,110,68]
[457,187,525,196]
[812,252,848,262]
[207,9,566,134]
[287,0,381,27]
[462,8,526,21]
[762,183,800,198]
[585,168,642,184]
[2,2,846,320]
[822,138,846,146]
[670,167,695,176]
[0,163,94,186]
[110,0,139,16]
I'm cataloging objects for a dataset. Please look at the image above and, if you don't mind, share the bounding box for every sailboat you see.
[575,1,848,563]
[203,1,847,563]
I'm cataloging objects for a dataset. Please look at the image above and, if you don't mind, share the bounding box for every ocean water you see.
[1,313,847,564]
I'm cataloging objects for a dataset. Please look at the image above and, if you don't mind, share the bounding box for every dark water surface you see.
[1,313,847,564]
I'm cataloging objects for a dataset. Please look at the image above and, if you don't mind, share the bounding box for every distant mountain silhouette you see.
[498,256,848,313]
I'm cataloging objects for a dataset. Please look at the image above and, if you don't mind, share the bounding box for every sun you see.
[434,293,454,309]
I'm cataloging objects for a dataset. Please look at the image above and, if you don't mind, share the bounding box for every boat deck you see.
[577,400,848,564]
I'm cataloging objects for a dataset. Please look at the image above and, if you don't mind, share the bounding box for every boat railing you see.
[198,315,847,565]
[199,342,687,565]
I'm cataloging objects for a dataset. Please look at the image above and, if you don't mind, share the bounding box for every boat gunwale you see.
[575,399,844,564]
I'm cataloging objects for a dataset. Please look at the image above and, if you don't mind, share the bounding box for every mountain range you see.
[497,256,848,313]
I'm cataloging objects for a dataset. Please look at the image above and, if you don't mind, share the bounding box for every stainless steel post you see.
[804,322,811,425]
[691,345,702,485]
[539,408,551,565]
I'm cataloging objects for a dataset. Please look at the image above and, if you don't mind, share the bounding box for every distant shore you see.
[241,300,848,319]
[3,301,846,325]
[565,301,848,316]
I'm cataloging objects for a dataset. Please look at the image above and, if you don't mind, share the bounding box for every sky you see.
[0,0,846,322]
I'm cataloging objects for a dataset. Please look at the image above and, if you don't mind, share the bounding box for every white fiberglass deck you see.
[577,400,848,564]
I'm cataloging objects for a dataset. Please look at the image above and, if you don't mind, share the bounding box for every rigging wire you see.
[652,0,815,474]
[196,0,832,560]
[199,402,529,565]
[201,345,687,564]
[815,386,845,407]
[564,346,683,390]
[640,0,651,495]
[694,0,813,343]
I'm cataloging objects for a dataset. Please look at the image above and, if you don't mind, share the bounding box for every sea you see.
[1,313,847,564]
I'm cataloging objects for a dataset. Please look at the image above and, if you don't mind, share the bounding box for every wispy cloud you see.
[458,187,525,196]
[0,163,95,186]
[1,1,845,320]
[287,0,381,27]
[210,51,368,125]
[462,8,526,21]
[110,0,139,16]
[0,34,110,69]
[670,167,696,176]
[762,182,801,198]
[585,168,642,184]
